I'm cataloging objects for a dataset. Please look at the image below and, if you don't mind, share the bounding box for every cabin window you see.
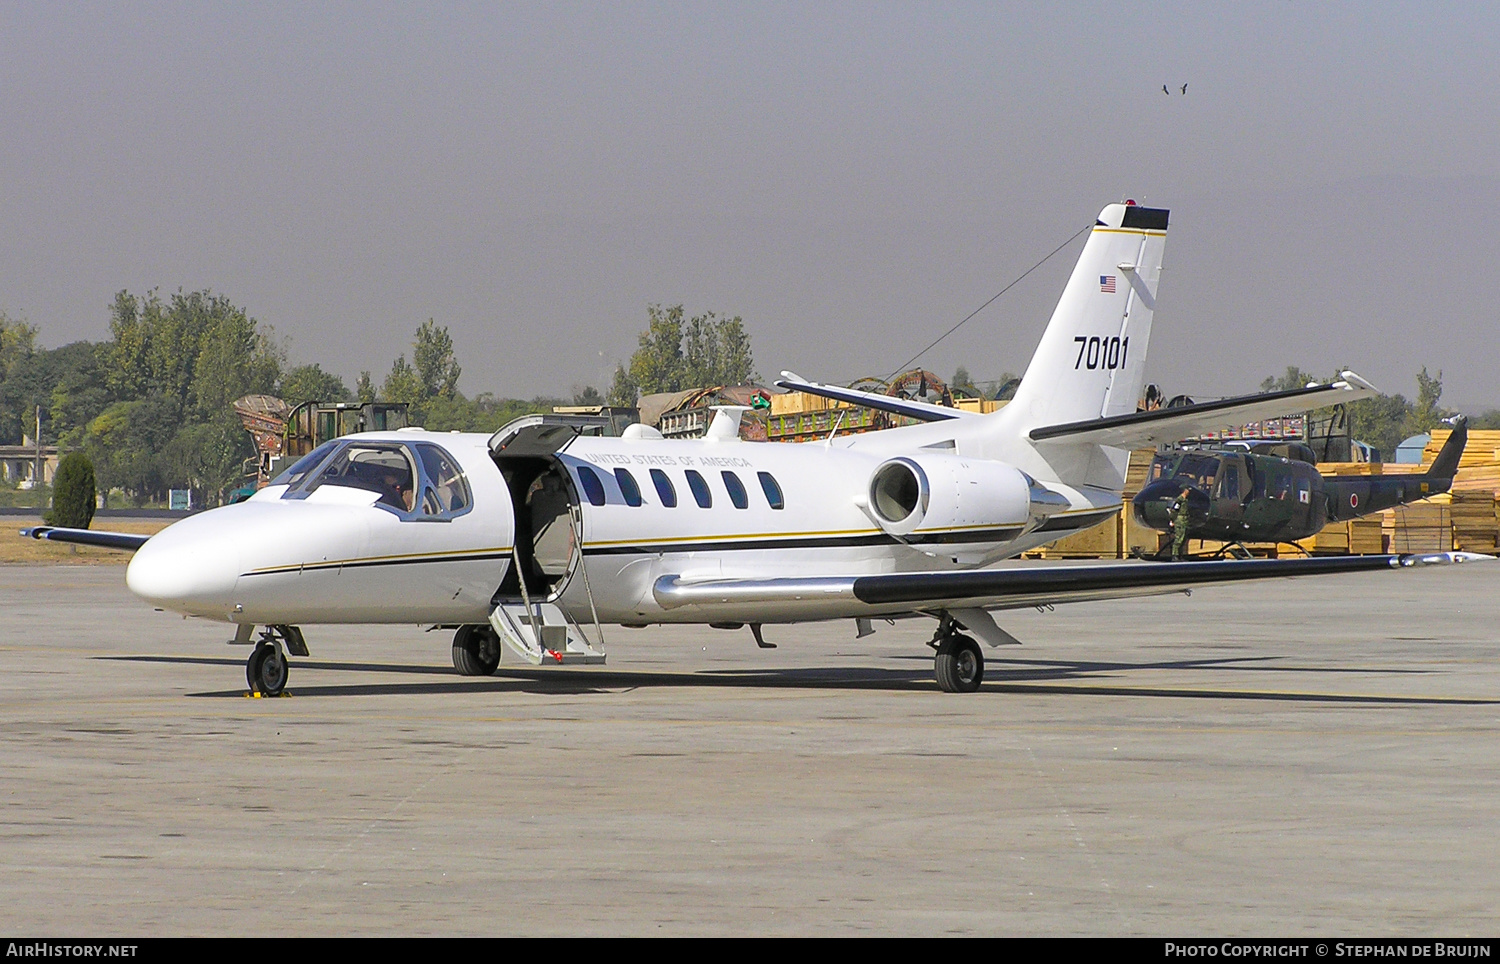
[577,466,607,506]
[614,468,643,507]
[722,471,749,509]
[650,468,677,508]
[685,470,712,508]
[414,443,474,518]
[757,471,785,510]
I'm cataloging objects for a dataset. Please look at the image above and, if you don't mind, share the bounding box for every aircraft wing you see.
[653,552,1485,623]
[1029,372,1379,448]
[774,371,974,423]
[20,526,150,551]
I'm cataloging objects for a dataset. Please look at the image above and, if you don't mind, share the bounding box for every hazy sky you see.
[3,3,1497,407]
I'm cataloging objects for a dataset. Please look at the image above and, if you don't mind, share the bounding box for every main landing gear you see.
[929,618,983,693]
[452,625,502,676]
[244,625,307,697]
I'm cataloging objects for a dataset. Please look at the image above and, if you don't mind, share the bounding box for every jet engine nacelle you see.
[864,454,1037,537]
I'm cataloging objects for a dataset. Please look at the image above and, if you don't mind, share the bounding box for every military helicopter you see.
[1133,415,1469,553]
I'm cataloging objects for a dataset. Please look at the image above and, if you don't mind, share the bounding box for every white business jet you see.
[24,201,1486,696]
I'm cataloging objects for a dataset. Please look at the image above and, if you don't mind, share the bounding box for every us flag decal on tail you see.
[1099,275,1116,293]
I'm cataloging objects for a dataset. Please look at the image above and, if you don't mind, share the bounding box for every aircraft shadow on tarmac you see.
[96,653,1495,705]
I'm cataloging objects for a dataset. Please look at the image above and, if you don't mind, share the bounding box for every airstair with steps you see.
[488,601,606,666]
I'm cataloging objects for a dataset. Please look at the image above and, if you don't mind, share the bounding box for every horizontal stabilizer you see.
[653,551,1487,619]
[20,526,150,551]
[774,372,972,424]
[1028,372,1379,448]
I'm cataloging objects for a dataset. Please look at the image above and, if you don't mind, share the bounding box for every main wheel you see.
[247,644,289,696]
[934,634,983,693]
[452,625,501,676]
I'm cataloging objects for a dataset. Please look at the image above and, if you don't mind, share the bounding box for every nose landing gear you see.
[244,625,306,697]
[247,643,289,696]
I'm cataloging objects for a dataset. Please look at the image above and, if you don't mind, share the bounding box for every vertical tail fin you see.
[1425,415,1468,482]
[1005,203,1168,433]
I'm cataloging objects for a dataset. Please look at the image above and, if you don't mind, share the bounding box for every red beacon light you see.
[1124,198,1138,206]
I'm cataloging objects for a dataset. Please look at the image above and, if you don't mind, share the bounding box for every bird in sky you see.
[1162,84,1170,95]
[1181,83,1188,94]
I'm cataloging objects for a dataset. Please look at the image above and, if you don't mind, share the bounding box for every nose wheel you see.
[934,633,983,693]
[247,643,289,696]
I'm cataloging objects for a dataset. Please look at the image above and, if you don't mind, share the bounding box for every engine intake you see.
[868,458,930,535]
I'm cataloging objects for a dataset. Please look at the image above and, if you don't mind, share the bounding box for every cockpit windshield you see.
[303,442,418,511]
[1149,452,1221,489]
[269,440,340,489]
[280,438,473,519]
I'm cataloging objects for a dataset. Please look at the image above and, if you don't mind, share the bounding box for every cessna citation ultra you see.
[24,201,1488,695]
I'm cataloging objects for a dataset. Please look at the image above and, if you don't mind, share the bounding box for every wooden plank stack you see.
[1383,504,1453,552]
[1423,428,1500,470]
[1035,514,1123,559]
[1449,490,1499,552]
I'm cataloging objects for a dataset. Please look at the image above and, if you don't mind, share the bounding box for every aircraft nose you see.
[126,513,243,617]
[1132,478,1181,527]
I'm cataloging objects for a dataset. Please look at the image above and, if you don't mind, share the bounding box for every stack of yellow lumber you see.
[769,392,847,416]
[1383,504,1452,552]
[1122,449,1165,557]
[1449,490,1499,552]
[1037,515,1123,559]
[1423,429,1500,470]
[953,397,1006,414]
[1350,515,1385,554]
[1298,523,1349,554]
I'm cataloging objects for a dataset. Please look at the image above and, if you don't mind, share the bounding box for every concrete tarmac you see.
[1,562,1497,936]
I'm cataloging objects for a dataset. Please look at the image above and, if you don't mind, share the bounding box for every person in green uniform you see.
[1170,487,1193,560]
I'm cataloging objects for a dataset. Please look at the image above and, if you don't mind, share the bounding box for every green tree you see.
[412,319,461,399]
[627,304,688,396]
[683,311,756,387]
[382,354,424,407]
[355,371,376,403]
[84,395,182,505]
[1259,366,1323,393]
[45,452,96,528]
[45,342,112,449]
[382,321,463,421]
[0,310,40,444]
[617,304,757,400]
[1404,367,1445,436]
[951,366,976,397]
[278,364,351,408]
[607,364,637,406]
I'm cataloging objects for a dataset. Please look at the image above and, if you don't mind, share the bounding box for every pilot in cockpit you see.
[378,468,414,512]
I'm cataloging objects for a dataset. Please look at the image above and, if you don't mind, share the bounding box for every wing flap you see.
[20,526,150,551]
[1029,372,1379,448]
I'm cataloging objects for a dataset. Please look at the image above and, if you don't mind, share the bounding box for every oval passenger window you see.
[650,468,677,508]
[757,471,784,510]
[685,470,712,508]
[614,468,643,507]
[722,471,748,509]
[577,466,607,506]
